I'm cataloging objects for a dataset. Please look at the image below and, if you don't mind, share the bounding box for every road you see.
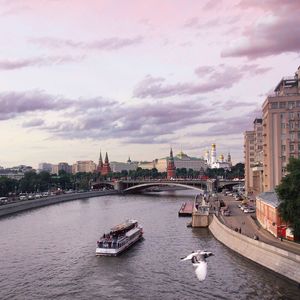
[218,193,300,256]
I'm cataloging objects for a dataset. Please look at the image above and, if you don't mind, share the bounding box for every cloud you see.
[22,118,45,127]
[133,64,270,98]
[10,89,216,144]
[0,90,72,120]
[192,108,261,137]
[222,1,300,58]
[0,55,84,70]
[31,36,143,51]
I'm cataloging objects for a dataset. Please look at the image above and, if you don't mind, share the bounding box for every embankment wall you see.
[0,191,119,218]
[209,215,300,284]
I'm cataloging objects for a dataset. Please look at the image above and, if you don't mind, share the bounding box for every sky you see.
[0,0,299,168]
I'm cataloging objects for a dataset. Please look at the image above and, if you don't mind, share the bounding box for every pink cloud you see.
[223,1,300,58]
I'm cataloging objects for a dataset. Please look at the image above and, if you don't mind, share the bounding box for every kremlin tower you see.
[167,148,176,179]
[100,152,111,176]
[97,150,103,173]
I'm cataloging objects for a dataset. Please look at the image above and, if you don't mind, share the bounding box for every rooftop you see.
[257,191,280,208]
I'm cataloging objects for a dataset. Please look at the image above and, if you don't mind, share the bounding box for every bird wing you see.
[194,261,207,281]
[181,253,196,261]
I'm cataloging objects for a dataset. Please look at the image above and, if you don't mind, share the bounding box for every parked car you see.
[244,208,255,213]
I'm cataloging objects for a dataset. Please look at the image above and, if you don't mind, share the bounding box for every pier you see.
[178,202,193,217]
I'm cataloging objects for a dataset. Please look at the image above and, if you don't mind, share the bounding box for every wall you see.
[209,215,300,284]
[0,191,119,218]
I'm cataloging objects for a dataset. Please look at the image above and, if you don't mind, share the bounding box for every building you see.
[72,160,96,173]
[58,162,72,174]
[256,191,294,240]
[138,150,207,172]
[205,144,231,170]
[244,131,255,194]
[110,157,138,173]
[244,119,263,196]
[38,162,53,173]
[262,66,300,191]
[252,119,264,195]
[167,148,176,179]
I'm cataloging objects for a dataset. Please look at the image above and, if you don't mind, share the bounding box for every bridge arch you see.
[123,182,206,193]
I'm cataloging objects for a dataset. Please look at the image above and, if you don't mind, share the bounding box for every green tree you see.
[276,157,300,240]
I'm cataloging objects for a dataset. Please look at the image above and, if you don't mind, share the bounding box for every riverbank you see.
[209,215,300,285]
[0,190,119,218]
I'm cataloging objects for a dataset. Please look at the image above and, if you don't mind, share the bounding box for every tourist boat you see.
[96,219,143,256]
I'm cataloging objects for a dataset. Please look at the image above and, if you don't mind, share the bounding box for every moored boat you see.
[96,219,143,256]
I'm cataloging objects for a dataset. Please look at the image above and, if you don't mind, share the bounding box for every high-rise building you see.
[244,130,255,194]
[58,162,72,174]
[252,118,264,195]
[38,162,52,173]
[262,66,300,191]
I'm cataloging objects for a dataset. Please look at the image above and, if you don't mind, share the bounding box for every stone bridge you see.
[91,178,243,193]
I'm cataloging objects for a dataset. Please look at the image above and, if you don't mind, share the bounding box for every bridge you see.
[92,179,244,193]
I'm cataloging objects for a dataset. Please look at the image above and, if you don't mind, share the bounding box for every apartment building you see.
[262,66,300,191]
[244,130,255,194]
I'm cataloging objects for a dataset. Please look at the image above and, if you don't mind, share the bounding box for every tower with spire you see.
[101,152,111,176]
[167,148,176,179]
[97,150,103,173]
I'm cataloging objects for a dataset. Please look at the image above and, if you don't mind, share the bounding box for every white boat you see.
[96,219,143,256]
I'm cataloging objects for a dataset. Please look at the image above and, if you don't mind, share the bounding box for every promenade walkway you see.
[218,194,300,256]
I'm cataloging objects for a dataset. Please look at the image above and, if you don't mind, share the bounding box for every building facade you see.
[243,130,255,194]
[262,66,300,191]
[72,160,97,173]
[38,162,53,173]
[58,162,72,174]
[256,191,293,240]
[138,150,207,173]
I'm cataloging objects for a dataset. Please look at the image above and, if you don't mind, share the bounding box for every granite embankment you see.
[209,215,300,284]
[0,190,119,218]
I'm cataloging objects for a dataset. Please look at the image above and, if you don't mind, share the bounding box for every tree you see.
[276,157,300,240]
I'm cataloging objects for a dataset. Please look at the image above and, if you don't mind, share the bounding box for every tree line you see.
[0,164,245,196]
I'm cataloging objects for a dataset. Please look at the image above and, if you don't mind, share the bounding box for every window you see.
[281,123,285,129]
[297,101,300,108]
[289,112,294,119]
[290,133,295,141]
[280,102,286,109]
[281,145,286,152]
[290,144,295,152]
[271,102,278,109]
[298,132,300,139]
[288,101,295,109]
[281,156,286,162]
[281,133,286,140]
[280,112,285,119]
[290,122,294,129]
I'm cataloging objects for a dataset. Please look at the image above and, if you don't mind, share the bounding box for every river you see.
[0,191,298,299]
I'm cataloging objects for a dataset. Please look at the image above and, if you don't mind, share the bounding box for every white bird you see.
[181,250,214,281]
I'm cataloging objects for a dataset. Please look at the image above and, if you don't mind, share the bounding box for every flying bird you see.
[181,250,214,281]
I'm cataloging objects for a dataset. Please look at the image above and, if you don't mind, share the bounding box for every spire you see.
[167,147,176,179]
[105,152,109,164]
[98,150,103,167]
[170,147,174,161]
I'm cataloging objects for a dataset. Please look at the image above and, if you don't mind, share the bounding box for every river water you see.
[0,191,298,300]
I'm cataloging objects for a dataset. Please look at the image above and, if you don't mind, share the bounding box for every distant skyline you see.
[0,0,299,168]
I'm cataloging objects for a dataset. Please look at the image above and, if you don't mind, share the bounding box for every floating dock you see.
[178,202,193,217]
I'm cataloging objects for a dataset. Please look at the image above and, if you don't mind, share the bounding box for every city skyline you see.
[1,0,299,167]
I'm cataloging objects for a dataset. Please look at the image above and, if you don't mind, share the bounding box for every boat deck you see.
[178,202,193,217]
